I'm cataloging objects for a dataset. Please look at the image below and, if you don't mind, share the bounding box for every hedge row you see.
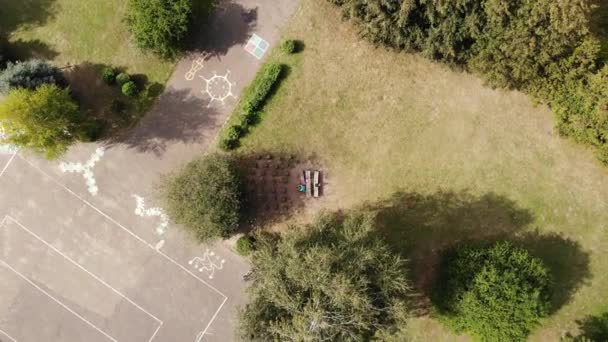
[219,62,284,150]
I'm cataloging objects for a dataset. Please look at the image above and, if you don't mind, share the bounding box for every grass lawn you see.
[235,0,608,340]
[0,0,175,132]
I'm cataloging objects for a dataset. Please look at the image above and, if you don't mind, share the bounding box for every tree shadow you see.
[65,62,166,138]
[235,152,321,232]
[107,87,220,156]
[567,311,608,341]
[369,190,590,316]
[515,231,591,314]
[187,0,256,57]
[0,36,58,61]
[0,0,57,34]
[590,0,608,61]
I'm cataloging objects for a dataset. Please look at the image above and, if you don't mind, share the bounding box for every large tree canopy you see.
[329,0,608,164]
[240,212,410,341]
[432,241,553,341]
[125,0,193,58]
[0,84,87,159]
[161,154,243,241]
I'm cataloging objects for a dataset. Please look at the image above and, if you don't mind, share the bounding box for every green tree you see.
[0,84,88,159]
[239,212,410,341]
[0,59,66,94]
[161,154,243,241]
[125,0,193,58]
[432,241,553,341]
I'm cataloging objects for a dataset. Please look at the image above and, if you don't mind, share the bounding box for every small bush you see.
[432,241,552,341]
[121,81,139,97]
[281,40,296,54]
[219,125,242,151]
[101,67,116,85]
[0,59,66,94]
[235,235,255,256]
[161,154,243,241]
[116,72,131,86]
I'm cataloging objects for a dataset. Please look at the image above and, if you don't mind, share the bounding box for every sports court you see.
[0,155,228,342]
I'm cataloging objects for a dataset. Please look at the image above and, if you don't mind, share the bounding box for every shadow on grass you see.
[235,152,318,231]
[109,87,219,156]
[369,190,591,316]
[65,62,165,139]
[567,311,608,341]
[0,36,58,62]
[187,0,256,57]
[0,0,57,34]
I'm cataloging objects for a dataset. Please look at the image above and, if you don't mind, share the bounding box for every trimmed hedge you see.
[101,67,116,85]
[219,63,284,150]
[281,40,296,54]
[122,81,139,97]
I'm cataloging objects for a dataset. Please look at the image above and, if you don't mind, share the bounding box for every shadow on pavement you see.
[109,87,220,156]
[188,0,256,57]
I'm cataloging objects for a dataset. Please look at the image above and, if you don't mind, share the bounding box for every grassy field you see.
[0,0,176,132]
[1,0,174,83]
[236,0,608,340]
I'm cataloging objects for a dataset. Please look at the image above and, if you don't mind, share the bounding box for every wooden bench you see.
[313,171,320,198]
[304,170,312,198]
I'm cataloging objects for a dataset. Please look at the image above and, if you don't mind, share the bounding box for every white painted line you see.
[3,216,163,326]
[0,327,17,342]
[17,155,229,341]
[0,257,117,342]
[0,152,16,178]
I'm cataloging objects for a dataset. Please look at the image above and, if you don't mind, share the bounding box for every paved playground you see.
[0,0,298,341]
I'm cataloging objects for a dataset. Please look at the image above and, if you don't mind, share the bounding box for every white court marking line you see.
[0,152,16,178]
[17,155,229,341]
[0,260,117,342]
[0,327,17,342]
[1,216,163,342]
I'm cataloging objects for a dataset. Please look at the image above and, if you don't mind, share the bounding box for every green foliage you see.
[121,81,139,97]
[432,241,552,341]
[235,235,255,256]
[115,72,131,86]
[0,59,66,94]
[0,84,90,159]
[578,312,608,341]
[329,0,608,164]
[125,0,193,58]
[219,125,242,150]
[239,212,411,341]
[281,39,296,54]
[101,67,116,85]
[219,63,284,150]
[161,154,243,241]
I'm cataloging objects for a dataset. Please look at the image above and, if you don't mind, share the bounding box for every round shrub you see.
[281,40,297,54]
[432,241,552,341]
[115,72,131,86]
[101,67,116,85]
[162,154,243,241]
[235,235,255,256]
[121,81,139,97]
[219,125,242,151]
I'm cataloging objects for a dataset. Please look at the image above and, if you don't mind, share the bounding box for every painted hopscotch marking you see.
[59,147,105,196]
[185,53,209,81]
[199,70,236,107]
[244,33,270,60]
[0,215,163,342]
[19,155,229,341]
[132,194,169,236]
[188,249,225,279]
